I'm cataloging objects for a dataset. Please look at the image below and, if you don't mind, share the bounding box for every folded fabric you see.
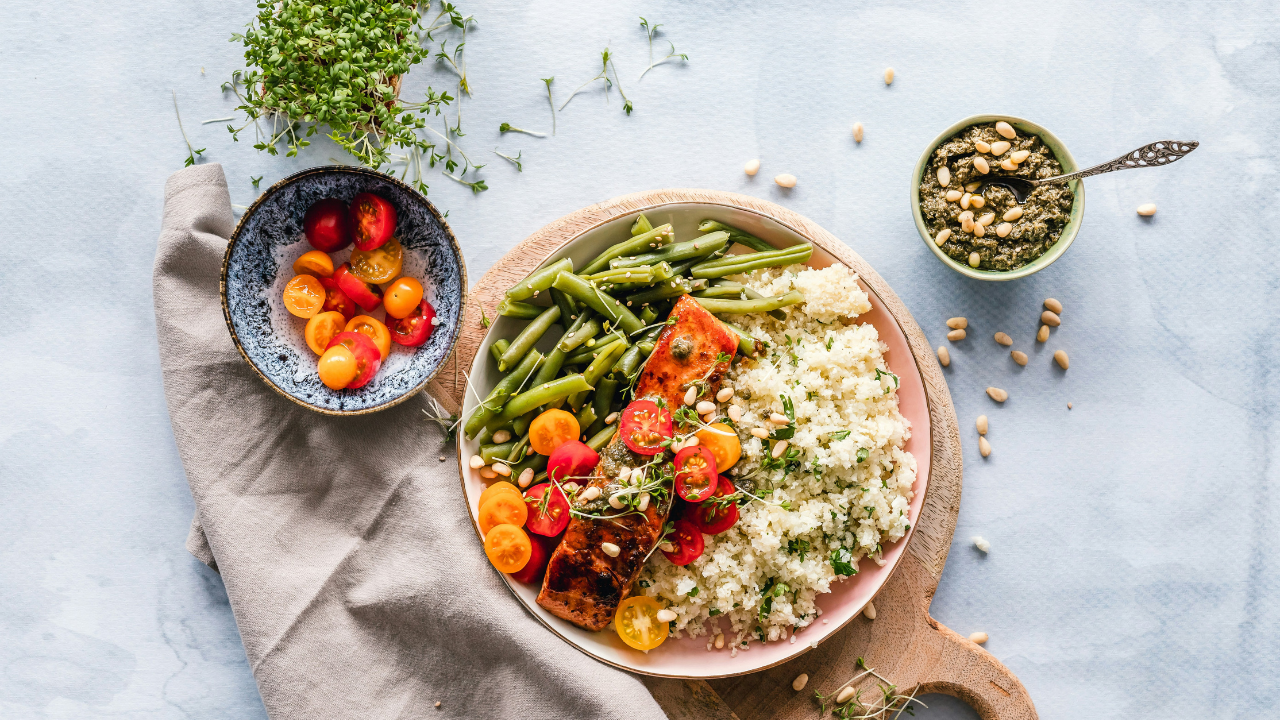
[153,163,666,720]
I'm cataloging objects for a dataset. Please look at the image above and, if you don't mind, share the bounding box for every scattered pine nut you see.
[947,317,968,329]
[937,166,951,187]
[945,189,963,202]
[960,217,975,233]
[684,436,700,448]
[492,462,511,477]
[972,536,991,552]
[793,673,810,691]
[1054,349,1070,369]
[608,494,625,509]
[751,427,769,439]
[774,173,798,188]
[1011,149,1030,163]
[518,468,535,488]
[990,140,1011,156]
[638,493,651,511]
[995,121,1016,139]
[937,346,951,367]
[492,429,512,444]
[1003,206,1024,222]
[863,601,877,620]
[836,686,857,704]
[1037,324,1050,342]
[968,252,981,268]
[969,631,989,644]
[994,332,1012,346]
[1011,350,1028,366]
[976,415,988,435]
[973,157,990,174]
[935,228,952,246]
[978,212,995,227]
[979,436,992,457]
[965,181,982,192]
[479,466,498,479]
[717,387,735,402]
[986,387,1008,402]
[695,400,716,415]
[1000,159,1018,171]
[657,608,677,623]
[947,328,967,341]
[469,455,485,469]
[1042,310,1061,327]
[580,486,601,501]
[769,413,791,425]
[852,123,864,142]
[957,210,974,224]
[970,195,986,209]
[884,67,895,85]
[1068,402,1073,409]
[601,542,621,557]
[960,192,972,209]
[1137,203,1157,216]
[728,405,742,422]
[684,386,698,406]
[714,633,725,649]
[996,222,1012,238]
[744,159,761,176]
[605,412,619,425]
[974,140,991,153]
[1044,298,1063,314]
[771,440,790,459]
[973,222,986,238]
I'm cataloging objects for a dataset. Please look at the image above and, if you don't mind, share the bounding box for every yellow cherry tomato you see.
[383,276,425,319]
[317,345,358,389]
[344,315,391,361]
[614,596,670,651]
[292,250,335,278]
[349,236,403,284]
[695,422,741,471]
[478,492,528,536]
[283,274,326,318]
[484,524,532,573]
[478,481,523,509]
[529,409,581,456]
[304,311,347,356]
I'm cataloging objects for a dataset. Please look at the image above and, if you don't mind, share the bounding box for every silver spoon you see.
[977,140,1199,203]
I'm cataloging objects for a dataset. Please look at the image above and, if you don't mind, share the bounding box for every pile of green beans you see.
[463,215,812,440]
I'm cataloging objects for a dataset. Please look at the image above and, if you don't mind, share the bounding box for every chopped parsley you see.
[708,608,721,616]
[856,447,870,464]
[830,547,858,576]
[830,430,851,441]
[786,538,811,562]
[687,586,699,597]
[639,579,650,588]
[874,368,899,394]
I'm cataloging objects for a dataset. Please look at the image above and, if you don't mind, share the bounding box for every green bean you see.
[695,290,804,315]
[499,374,592,422]
[626,278,693,305]
[565,336,624,366]
[513,411,534,438]
[509,452,547,479]
[722,320,768,356]
[533,470,548,485]
[551,272,644,335]
[631,214,653,236]
[505,257,574,302]
[506,430,532,463]
[698,219,774,252]
[596,262,676,293]
[480,442,516,464]
[742,285,789,321]
[499,305,560,371]
[640,305,659,325]
[639,340,655,355]
[690,244,813,279]
[571,337,628,408]
[586,424,617,452]
[592,374,619,424]
[614,324,663,377]
[496,298,543,319]
[575,403,597,430]
[489,338,510,365]
[530,314,586,388]
[550,287,578,323]
[558,316,602,352]
[692,283,747,299]
[464,349,543,438]
[610,232,728,270]
[585,264,661,285]
[580,224,674,275]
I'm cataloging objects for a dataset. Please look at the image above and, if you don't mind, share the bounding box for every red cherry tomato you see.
[508,533,551,584]
[660,519,705,566]
[304,198,352,252]
[619,400,673,455]
[319,277,357,320]
[350,193,397,251]
[523,483,571,537]
[386,300,436,347]
[324,331,382,388]
[673,446,719,502]
[547,441,599,483]
[333,263,382,312]
[690,476,739,535]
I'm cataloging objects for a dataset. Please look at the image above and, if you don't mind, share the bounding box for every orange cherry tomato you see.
[283,274,326,318]
[383,277,425,319]
[529,409,581,456]
[695,422,742,472]
[317,345,358,389]
[344,315,391,361]
[349,236,403,284]
[292,250,335,278]
[304,311,347,356]
[478,492,529,536]
[484,524,532,573]
[615,596,670,651]
[479,481,523,509]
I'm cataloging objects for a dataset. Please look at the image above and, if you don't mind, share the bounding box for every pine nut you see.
[978,212,995,226]
[774,173,797,188]
[884,67,895,85]
[1042,310,1061,327]
[990,140,1011,156]
[685,436,700,448]
[965,181,983,192]
[771,440,789,458]
[945,189,962,202]
[853,123,864,143]
[1000,159,1018,171]
[656,608,677,623]
[836,686,857,704]
[616,466,631,483]
[947,317,969,330]
[969,631,989,644]
[638,493,651,511]
[696,401,716,415]
[751,427,769,439]
[1002,206,1024,222]
[968,252,981,268]
[973,222,986,238]
[770,413,791,425]
[937,166,951,187]
[994,332,1012,346]
[1037,324,1050,342]
[947,328,967,341]
[518,468,535,488]
[492,462,511,477]
[960,193,971,209]
[937,346,951,366]
[660,542,675,553]
[972,536,991,552]
[1044,298,1063,314]
[1137,203,1157,216]
[702,412,716,425]
[1054,350,1070,369]
[717,387,735,402]
[580,486,601,501]
[744,159,761,176]
[974,140,991,153]
[863,601,877,620]
[976,415,988,435]
[792,673,809,691]
[714,633,725,649]
[957,210,974,223]
[605,412,619,425]
[979,436,992,457]
[973,157,990,174]
[479,465,497,479]
[684,386,698,406]
[469,455,485,469]
[970,195,985,209]
[1011,150,1030,163]
[935,228,952,246]
[995,121,1016,139]
[728,405,742,422]
[986,387,1008,402]
[1011,350,1028,366]
[601,542,621,557]
[961,217,974,233]
[492,429,512,444]
[608,494,625,509]
[996,222,1012,237]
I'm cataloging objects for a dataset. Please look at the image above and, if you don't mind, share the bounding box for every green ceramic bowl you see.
[911,114,1085,281]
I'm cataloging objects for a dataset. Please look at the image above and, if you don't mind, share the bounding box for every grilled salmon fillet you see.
[537,295,738,631]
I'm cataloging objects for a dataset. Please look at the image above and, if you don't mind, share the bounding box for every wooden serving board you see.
[426,189,1037,720]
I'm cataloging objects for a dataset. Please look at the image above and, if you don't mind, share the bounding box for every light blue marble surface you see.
[2,0,1277,717]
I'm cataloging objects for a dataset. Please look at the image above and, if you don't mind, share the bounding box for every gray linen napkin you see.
[153,163,667,720]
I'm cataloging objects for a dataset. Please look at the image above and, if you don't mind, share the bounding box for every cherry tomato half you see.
[319,277,357,320]
[383,277,425,320]
[283,274,326,318]
[386,300,436,347]
[673,446,719,502]
[316,344,359,390]
[695,422,741,472]
[333,263,383,312]
[660,519,705,566]
[690,476,739,535]
[614,596,670,651]
[349,236,403,284]
[619,400,673,455]
[344,315,391,361]
[547,440,599,483]
[325,331,381,388]
[484,524,532,574]
[479,492,528,536]
[304,311,347,356]
[479,481,523,509]
[350,192,397,251]
[523,483,571,537]
[304,198,352,252]
[292,250,335,278]
[508,532,550,584]
[529,408,580,456]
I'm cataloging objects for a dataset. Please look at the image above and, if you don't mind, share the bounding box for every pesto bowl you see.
[911,114,1085,281]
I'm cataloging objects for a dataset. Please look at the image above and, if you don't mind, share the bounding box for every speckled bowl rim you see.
[911,114,1086,281]
[219,165,467,416]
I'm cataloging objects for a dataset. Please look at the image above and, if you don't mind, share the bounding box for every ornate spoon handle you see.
[1046,140,1199,184]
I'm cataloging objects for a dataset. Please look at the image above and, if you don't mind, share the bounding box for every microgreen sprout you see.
[638,17,689,80]
[480,307,491,328]
[422,396,461,443]
[444,171,489,194]
[250,176,263,188]
[541,77,556,134]
[498,123,546,138]
[813,660,926,719]
[493,148,524,171]
[202,116,235,125]
[561,48,623,112]
[171,91,205,167]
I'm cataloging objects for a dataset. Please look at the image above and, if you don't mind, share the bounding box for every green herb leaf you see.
[831,547,858,576]
[856,447,870,464]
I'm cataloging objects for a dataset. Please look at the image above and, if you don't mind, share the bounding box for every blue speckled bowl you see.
[221,166,466,415]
